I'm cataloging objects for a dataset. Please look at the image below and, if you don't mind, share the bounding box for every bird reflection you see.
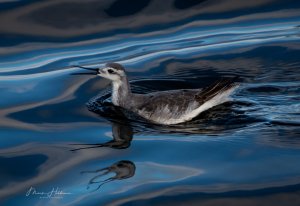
[71,121,133,151]
[71,121,135,191]
[81,160,135,192]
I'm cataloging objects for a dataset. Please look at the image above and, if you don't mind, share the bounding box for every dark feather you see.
[195,77,239,103]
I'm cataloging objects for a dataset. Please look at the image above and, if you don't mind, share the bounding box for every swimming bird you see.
[73,63,239,125]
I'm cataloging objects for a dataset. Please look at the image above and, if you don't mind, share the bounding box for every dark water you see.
[1,0,300,205]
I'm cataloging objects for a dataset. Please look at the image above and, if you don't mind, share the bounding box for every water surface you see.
[0,0,300,205]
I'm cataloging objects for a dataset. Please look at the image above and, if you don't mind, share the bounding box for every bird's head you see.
[72,62,126,82]
[98,62,126,81]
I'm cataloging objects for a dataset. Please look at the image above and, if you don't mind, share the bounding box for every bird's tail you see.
[195,77,240,104]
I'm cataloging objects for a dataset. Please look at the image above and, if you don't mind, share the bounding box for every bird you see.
[73,62,239,125]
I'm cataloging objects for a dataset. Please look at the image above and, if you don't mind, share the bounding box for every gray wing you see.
[133,78,239,123]
[135,77,239,112]
[133,89,201,121]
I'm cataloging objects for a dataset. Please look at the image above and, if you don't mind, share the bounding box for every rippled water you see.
[1,0,300,205]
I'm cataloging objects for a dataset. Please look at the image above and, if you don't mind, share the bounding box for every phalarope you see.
[73,62,239,125]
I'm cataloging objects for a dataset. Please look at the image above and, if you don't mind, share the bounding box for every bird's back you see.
[130,78,239,125]
[133,89,200,124]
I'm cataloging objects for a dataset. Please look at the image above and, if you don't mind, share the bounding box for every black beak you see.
[71,65,99,75]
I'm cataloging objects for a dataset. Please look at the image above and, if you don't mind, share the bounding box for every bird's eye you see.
[107,69,115,74]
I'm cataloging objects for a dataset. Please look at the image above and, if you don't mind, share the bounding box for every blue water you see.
[0,0,300,205]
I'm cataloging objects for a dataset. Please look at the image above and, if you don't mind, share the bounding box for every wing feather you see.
[195,77,239,104]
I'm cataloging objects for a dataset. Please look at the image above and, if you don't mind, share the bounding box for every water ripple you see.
[1,1,300,205]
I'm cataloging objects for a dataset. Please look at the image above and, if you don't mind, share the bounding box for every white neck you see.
[112,81,122,106]
[111,77,131,106]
